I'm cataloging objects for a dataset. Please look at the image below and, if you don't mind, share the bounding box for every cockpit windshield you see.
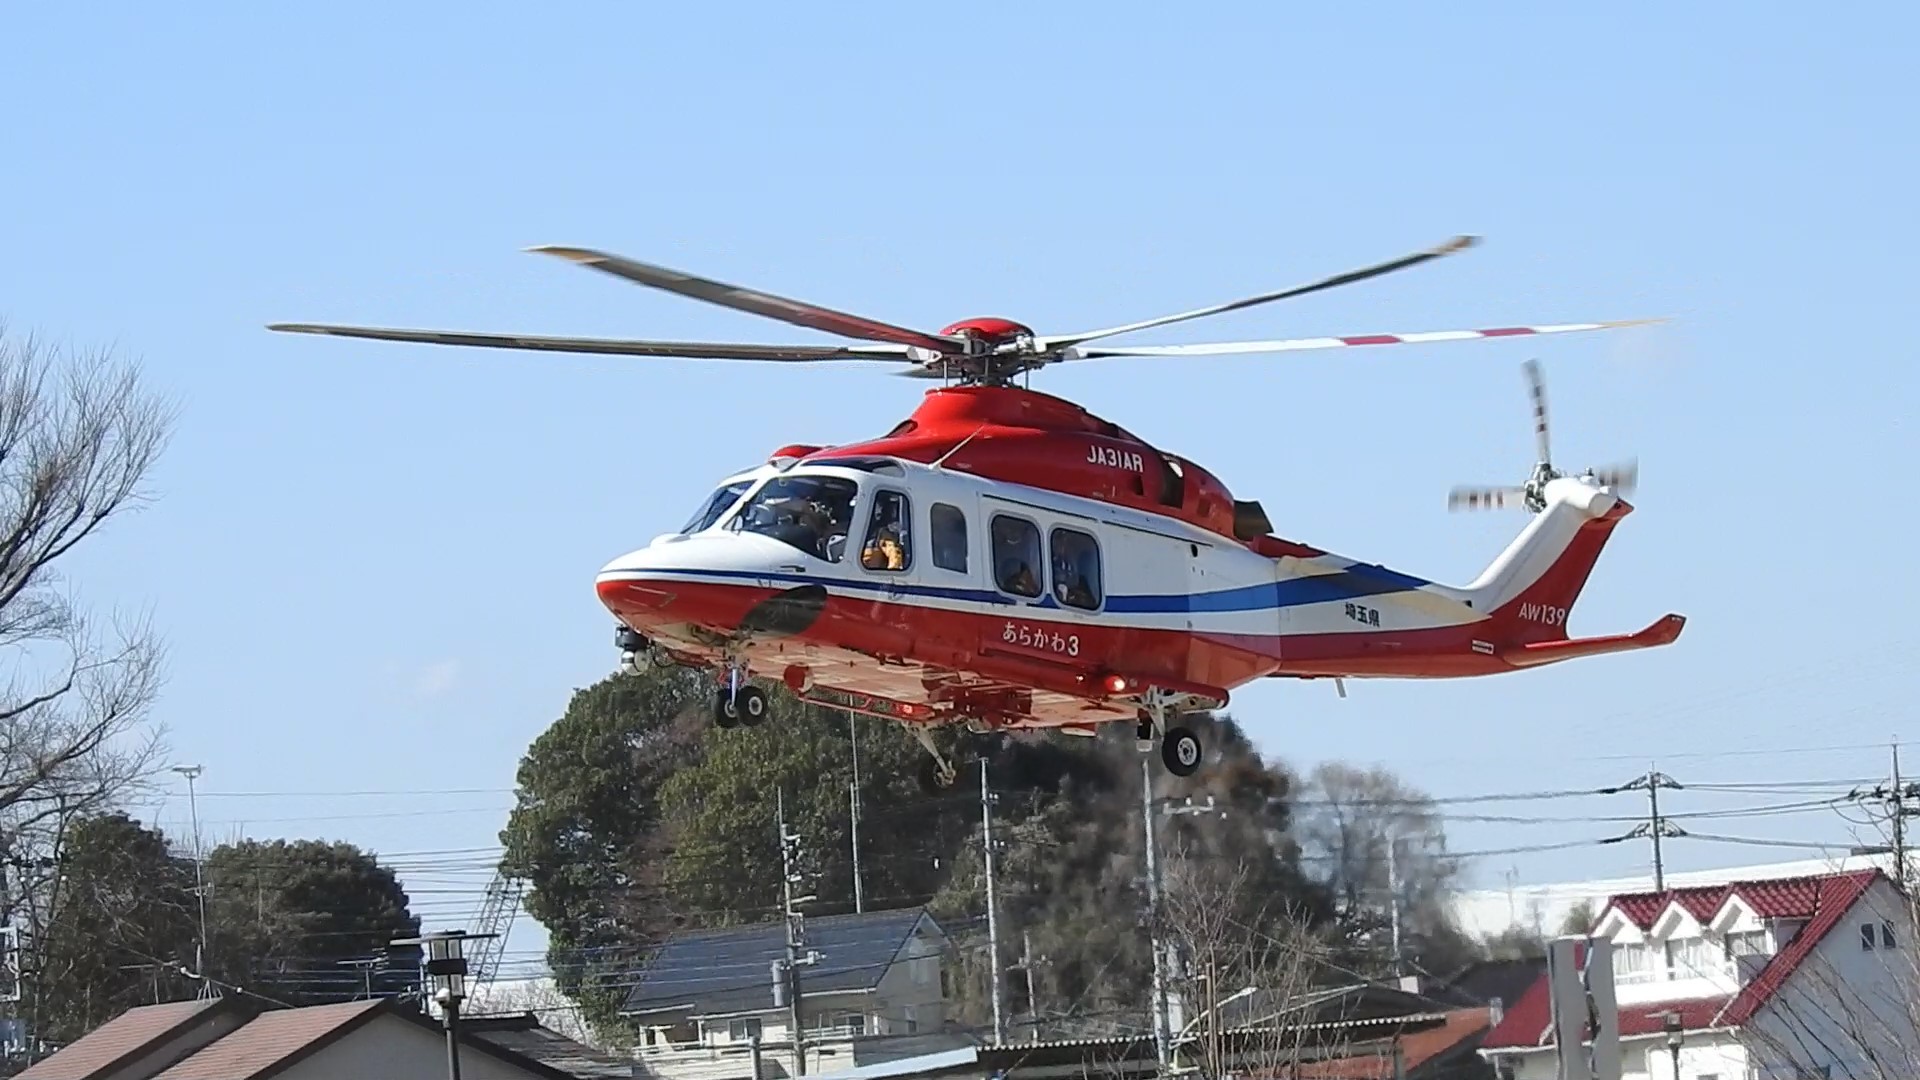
[681,479,754,534]
[727,473,860,562]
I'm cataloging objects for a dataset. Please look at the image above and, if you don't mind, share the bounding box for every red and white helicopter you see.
[270,236,1684,791]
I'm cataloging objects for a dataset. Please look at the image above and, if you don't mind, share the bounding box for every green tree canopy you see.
[501,668,1382,1042]
[203,838,421,1004]
[24,812,198,1044]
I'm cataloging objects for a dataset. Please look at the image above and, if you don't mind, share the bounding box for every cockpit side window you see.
[682,479,753,534]
[1049,527,1103,611]
[728,474,860,563]
[990,514,1043,599]
[861,490,912,573]
[930,503,968,574]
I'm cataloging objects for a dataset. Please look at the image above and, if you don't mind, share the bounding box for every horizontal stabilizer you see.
[1498,613,1686,668]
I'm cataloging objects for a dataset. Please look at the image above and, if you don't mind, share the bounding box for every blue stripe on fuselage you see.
[603,562,1430,614]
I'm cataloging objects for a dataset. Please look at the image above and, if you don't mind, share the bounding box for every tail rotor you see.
[1447,359,1636,515]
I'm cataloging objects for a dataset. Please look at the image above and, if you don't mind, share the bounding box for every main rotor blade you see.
[1040,235,1478,350]
[528,247,968,355]
[1447,486,1527,511]
[266,323,917,362]
[1059,318,1664,361]
[1523,358,1551,464]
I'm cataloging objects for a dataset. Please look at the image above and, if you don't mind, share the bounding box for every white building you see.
[1478,867,1920,1080]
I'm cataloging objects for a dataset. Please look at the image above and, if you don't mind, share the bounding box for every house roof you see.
[16,999,245,1080]
[149,1000,387,1080]
[1424,958,1547,1010]
[1481,868,1885,1052]
[1280,1007,1493,1079]
[622,905,942,1017]
[465,1013,638,1080]
[1604,869,1876,930]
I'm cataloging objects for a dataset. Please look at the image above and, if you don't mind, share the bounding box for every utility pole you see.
[776,790,815,1076]
[1614,767,1683,892]
[850,717,864,914]
[1018,931,1039,1037]
[172,765,212,997]
[1141,757,1171,1070]
[981,758,1005,1045]
[1844,740,1920,889]
[1386,835,1403,980]
[1892,740,1906,890]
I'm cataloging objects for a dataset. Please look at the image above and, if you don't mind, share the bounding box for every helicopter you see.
[269,235,1683,793]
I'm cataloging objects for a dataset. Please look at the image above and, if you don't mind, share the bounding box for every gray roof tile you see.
[622,907,941,1017]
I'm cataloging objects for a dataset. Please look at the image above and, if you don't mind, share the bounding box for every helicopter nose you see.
[593,534,830,638]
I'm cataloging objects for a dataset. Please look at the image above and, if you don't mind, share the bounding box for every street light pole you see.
[393,929,497,1080]
[172,765,211,997]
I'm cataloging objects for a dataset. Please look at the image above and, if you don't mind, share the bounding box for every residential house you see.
[1478,868,1920,1079]
[11,995,628,1080]
[621,906,961,1080]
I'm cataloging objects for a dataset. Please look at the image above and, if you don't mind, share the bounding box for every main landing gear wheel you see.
[909,724,959,795]
[1161,726,1202,777]
[916,755,958,795]
[712,689,741,729]
[712,684,768,729]
[736,685,768,726]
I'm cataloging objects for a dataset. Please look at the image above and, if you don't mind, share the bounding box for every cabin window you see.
[1049,527,1103,611]
[728,474,859,563]
[861,490,912,572]
[930,503,968,573]
[681,479,753,534]
[990,515,1043,598]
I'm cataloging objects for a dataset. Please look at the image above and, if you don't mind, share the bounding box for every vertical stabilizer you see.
[1456,477,1630,643]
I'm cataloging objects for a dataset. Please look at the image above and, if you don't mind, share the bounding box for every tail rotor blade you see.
[1448,486,1527,512]
[1588,459,1639,495]
[1523,358,1551,465]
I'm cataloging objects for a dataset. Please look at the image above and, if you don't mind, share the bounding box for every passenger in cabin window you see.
[861,495,909,571]
[993,518,1041,597]
[1053,554,1098,609]
[1003,561,1037,596]
[863,527,905,571]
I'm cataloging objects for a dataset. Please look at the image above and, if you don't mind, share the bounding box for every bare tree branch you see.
[0,326,173,1021]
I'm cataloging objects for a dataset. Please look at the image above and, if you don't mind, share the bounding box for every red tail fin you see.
[1488,503,1630,645]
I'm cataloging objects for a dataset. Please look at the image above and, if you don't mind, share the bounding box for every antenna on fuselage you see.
[929,423,989,471]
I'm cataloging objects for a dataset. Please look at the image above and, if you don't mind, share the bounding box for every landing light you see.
[1103,674,1132,695]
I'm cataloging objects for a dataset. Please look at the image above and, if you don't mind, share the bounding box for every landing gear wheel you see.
[737,685,768,726]
[916,755,958,795]
[713,689,741,729]
[1161,726,1202,777]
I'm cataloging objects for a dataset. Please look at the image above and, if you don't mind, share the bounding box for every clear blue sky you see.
[5,4,1916,974]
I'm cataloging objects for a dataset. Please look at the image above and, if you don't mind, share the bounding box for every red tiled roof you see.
[1482,868,1885,1051]
[16,999,234,1080]
[1603,869,1875,930]
[1279,1008,1493,1079]
[150,1000,385,1080]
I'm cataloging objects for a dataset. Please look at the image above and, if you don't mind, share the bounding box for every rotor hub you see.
[939,317,1036,350]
